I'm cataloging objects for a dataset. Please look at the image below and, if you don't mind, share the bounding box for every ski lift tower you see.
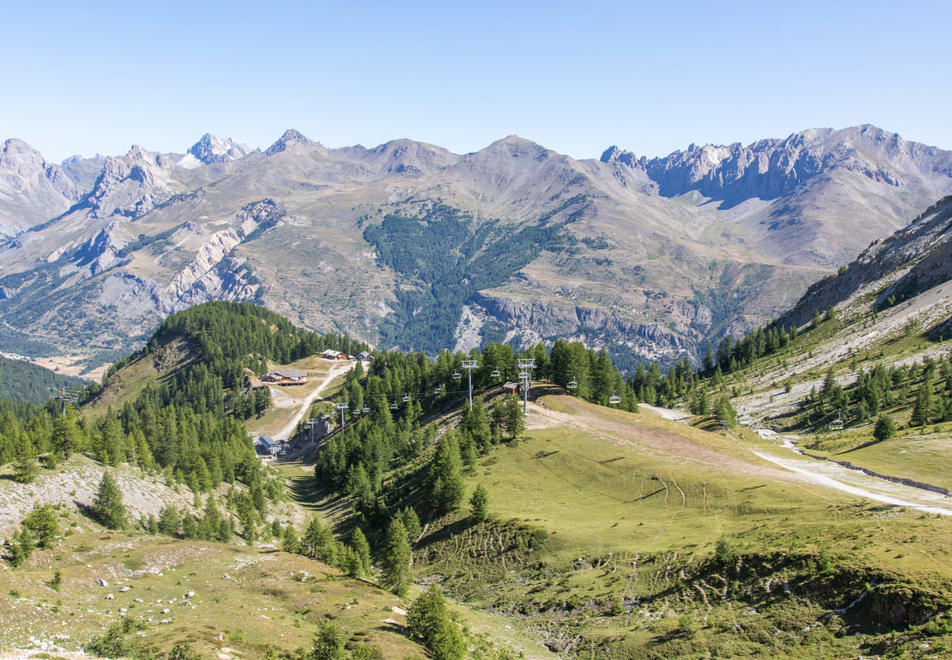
[335,402,349,432]
[52,387,79,417]
[461,359,478,410]
[517,358,535,415]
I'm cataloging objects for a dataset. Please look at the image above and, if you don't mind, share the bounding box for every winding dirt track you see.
[529,390,952,516]
[272,361,354,440]
[527,393,801,482]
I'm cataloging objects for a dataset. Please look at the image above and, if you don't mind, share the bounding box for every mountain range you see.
[1,125,951,370]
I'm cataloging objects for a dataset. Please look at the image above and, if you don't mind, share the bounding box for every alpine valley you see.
[2,125,951,372]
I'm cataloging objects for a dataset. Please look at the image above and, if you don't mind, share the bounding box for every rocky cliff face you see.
[80,145,184,219]
[0,139,82,235]
[777,195,952,330]
[602,125,952,266]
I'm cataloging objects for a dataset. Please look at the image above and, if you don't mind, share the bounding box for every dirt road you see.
[271,361,355,440]
[527,394,799,481]
[750,430,952,516]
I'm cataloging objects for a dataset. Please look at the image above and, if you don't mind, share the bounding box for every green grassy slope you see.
[296,387,952,658]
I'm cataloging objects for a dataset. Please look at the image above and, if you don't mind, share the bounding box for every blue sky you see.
[2,1,949,161]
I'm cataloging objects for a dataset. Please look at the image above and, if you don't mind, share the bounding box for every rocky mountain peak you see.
[483,135,550,160]
[360,139,458,176]
[185,133,250,165]
[264,129,315,156]
[81,145,177,218]
[0,138,82,235]
[600,126,952,215]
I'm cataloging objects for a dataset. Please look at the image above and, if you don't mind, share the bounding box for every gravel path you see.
[750,430,952,516]
[271,361,355,440]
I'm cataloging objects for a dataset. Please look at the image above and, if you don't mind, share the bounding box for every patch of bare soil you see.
[529,394,801,482]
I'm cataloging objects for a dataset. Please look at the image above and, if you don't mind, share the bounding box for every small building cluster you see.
[261,368,308,386]
[255,435,285,457]
[321,349,350,361]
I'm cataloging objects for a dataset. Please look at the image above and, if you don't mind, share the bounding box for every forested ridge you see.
[0,355,85,405]
[0,302,366,504]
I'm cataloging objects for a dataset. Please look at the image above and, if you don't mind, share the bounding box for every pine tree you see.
[310,620,347,659]
[470,484,489,523]
[350,527,371,575]
[429,434,464,511]
[407,586,466,660]
[380,518,411,596]
[398,507,422,543]
[92,471,126,529]
[158,505,180,536]
[911,380,933,426]
[873,414,897,442]
[714,396,737,428]
[503,396,524,440]
[22,503,60,548]
[13,456,38,484]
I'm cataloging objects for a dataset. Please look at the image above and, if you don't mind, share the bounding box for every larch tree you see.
[92,471,126,529]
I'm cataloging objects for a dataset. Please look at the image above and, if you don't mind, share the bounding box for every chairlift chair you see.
[452,371,462,381]
[402,393,410,403]
[490,368,501,378]
[567,379,578,390]
[434,384,445,394]
[608,390,622,405]
[389,401,399,410]
[362,406,370,413]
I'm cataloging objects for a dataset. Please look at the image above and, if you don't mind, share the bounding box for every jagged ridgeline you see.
[363,201,579,353]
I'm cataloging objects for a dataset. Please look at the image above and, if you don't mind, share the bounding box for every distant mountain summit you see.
[264,129,315,156]
[183,133,250,166]
[0,138,82,235]
[0,125,950,369]
[602,125,952,265]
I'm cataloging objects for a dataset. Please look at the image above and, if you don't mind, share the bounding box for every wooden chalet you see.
[503,381,522,395]
[261,368,308,386]
[320,349,349,361]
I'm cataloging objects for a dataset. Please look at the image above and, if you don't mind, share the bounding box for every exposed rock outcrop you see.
[776,195,952,330]
[0,138,82,235]
[184,133,250,166]
[81,145,179,218]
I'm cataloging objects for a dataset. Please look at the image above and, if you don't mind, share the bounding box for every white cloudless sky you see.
[2,0,949,161]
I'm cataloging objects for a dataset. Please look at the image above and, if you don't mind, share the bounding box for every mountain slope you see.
[0,139,82,236]
[1,126,950,369]
[0,355,85,405]
[777,194,952,330]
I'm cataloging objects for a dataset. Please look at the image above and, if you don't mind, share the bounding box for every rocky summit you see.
[0,126,951,369]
